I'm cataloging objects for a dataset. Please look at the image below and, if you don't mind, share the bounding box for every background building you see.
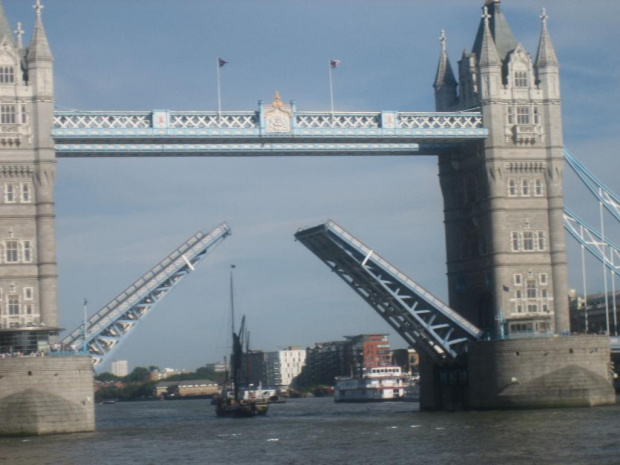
[239,350,266,387]
[569,290,620,335]
[110,360,128,378]
[206,360,228,373]
[344,334,391,374]
[264,346,307,389]
[297,334,396,388]
[391,348,420,375]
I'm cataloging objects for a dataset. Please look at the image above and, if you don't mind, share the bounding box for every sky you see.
[3,0,620,372]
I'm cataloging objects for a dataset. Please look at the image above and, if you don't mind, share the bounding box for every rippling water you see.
[2,397,620,465]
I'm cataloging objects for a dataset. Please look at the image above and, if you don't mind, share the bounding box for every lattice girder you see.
[52,108,487,157]
[295,220,482,365]
[61,223,231,367]
[565,149,620,224]
[564,208,620,276]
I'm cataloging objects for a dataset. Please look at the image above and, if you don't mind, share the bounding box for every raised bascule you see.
[0,0,616,435]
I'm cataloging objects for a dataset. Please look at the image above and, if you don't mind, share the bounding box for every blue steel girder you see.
[61,223,231,367]
[564,208,620,277]
[294,220,483,365]
[52,109,487,157]
[565,149,620,224]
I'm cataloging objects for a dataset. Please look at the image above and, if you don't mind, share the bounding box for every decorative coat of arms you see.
[264,91,292,133]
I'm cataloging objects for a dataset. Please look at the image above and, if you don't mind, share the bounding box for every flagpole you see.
[216,57,222,120]
[328,60,335,114]
[82,298,88,354]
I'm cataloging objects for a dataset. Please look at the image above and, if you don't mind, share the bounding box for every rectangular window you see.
[8,295,18,315]
[24,287,33,300]
[5,183,14,203]
[0,66,14,84]
[527,280,537,299]
[24,303,33,315]
[523,232,535,251]
[517,106,530,125]
[23,241,32,263]
[21,183,31,203]
[507,106,515,125]
[5,241,18,263]
[514,274,522,286]
[511,232,520,252]
[20,106,26,124]
[514,71,528,87]
[541,289,548,299]
[533,107,541,125]
[515,289,523,299]
[1,105,16,124]
[539,273,548,285]
[537,231,546,251]
[527,303,538,313]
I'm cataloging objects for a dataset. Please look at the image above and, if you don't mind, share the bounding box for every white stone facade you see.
[110,360,128,377]
[264,347,307,388]
[435,1,568,337]
[0,5,56,336]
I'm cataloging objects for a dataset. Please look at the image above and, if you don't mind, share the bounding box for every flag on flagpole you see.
[216,58,228,117]
[503,285,510,292]
[328,59,340,113]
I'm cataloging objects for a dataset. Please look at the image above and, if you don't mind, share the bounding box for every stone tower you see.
[0,0,58,352]
[435,0,569,338]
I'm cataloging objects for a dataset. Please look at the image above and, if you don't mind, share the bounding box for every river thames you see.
[1,397,620,465]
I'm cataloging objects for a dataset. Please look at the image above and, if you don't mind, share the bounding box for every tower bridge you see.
[0,0,617,435]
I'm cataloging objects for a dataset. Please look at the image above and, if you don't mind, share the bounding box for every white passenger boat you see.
[334,366,413,402]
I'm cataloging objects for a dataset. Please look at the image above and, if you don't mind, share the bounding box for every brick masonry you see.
[0,357,95,436]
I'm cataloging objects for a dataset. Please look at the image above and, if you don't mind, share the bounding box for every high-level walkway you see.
[52,106,487,157]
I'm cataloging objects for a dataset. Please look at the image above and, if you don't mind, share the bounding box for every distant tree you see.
[148,365,159,372]
[195,366,217,380]
[126,366,150,383]
[95,372,120,382]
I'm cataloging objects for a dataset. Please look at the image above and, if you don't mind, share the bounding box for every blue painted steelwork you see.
[563,208,620,275]
[52,107,487,157]
[565,149,620,223]
[294,220,483,365]
[61,223,231,368]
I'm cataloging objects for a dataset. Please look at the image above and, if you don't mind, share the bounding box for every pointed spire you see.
[472,0,517,63]
[15,23,24,49]
[535,8,559,68]
[34,0,44,19]
[27,0,53,63]
[0,0,14,45]
[478,6,500,67]
[434,30,457,89]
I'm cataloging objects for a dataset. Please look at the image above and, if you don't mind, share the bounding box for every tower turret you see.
[0,0,14,45]
[26,0,58,332]
[437,1,569,337]
[434,30,458,111]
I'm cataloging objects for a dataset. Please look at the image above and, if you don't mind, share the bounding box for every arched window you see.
[534,179,543,196]
[522,179,530,196]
